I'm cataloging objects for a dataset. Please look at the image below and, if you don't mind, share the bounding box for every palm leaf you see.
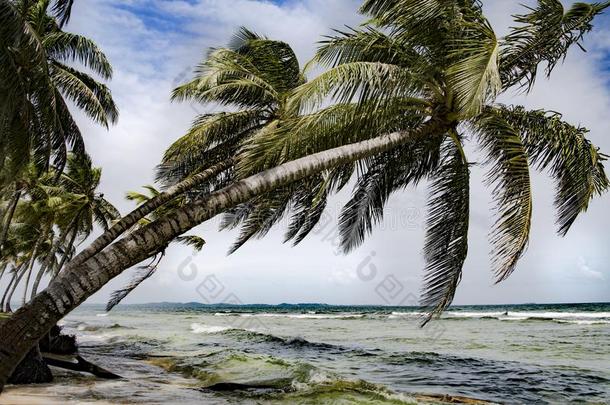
[472,110,532,282]
[500,105,608,235]
[500,0,610,89]
[421,139,470,325]
[447,18,501,117]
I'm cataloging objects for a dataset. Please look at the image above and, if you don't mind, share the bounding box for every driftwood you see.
[42,353,121,379]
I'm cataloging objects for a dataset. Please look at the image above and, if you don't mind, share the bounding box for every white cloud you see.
[576,257,605,281]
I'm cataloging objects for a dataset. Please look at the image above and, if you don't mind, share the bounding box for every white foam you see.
[190,323,232,334]
[224,313,365,319]
[556,319,610,325]
[442,311,610,320]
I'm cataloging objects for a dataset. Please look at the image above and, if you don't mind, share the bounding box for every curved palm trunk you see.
[0,122,443,389]
[52,226,78,279]
[0,267,19,311]
[69,160,232,268]
[21,226,50,305]
[4,266,26,312]
[0,262,7,284]
[0,189,22,254]
[31,215,81,299]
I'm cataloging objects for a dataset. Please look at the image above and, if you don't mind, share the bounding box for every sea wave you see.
[189,323,364,354]
[440,310,610,324]
[190,323,234,334]
[214,312,365,319]
[76,322,134,332]
[148,351,434,404]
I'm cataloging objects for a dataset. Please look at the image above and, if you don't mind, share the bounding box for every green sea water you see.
[4,302,609,404]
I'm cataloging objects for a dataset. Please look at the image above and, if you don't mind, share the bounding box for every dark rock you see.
[7,345,53,384]
[39,325,77,355]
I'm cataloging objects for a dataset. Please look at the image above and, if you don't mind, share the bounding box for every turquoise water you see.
[7,303,610,404]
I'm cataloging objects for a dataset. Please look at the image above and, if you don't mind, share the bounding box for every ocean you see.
[3,302,609,404]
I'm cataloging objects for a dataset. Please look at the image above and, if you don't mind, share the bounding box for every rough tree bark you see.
[0,122,443,390]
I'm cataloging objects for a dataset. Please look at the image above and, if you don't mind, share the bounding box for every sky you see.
[38,0,610,306]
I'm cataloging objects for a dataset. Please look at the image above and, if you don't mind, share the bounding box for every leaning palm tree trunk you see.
[0,262,7,284]
[21,237,44,306]
[0,266,20,311]
[3,266,26,312]
[0,189,21,254]
[30,222,75,300]
[0,121,444,389]
[52,226,78,278]
[68,159,232,268]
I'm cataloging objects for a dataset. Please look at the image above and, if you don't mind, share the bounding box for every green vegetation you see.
[0,0,118,310]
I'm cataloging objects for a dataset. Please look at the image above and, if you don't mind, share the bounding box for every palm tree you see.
[0,0,117,253]
[0,154,120,308]
[29,154,120,298]
[1,0,609,388]
[161,28,351,254]
[236,0,610,320]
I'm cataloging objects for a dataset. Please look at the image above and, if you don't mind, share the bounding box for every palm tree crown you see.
[229,0,609,322]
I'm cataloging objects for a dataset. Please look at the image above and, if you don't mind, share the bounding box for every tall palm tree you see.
[236,0,610,321]
[1,0,609,388]
[0,0,117,253]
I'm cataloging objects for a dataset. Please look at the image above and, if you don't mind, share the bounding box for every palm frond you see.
[52,0,75,27]
[421,139,470,325]
[227,188,293,254]
[447,18,501,117]
[338,134,444,253]
[501,0,610,89]
[50,61,118,126]
[472,110,532,282]
[290,62,425,113]
[106,257,159,312]
[44,31,112,79]
[174,235,206,251]
[311,26,429,72]
[499,105,608,234]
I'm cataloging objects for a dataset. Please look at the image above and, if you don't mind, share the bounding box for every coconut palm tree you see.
[159,28,361,254]
[0,154,120,307]
[1,0,609,389]
[28,154,120,298]
[236,0,610,320]
[0,0,117,253]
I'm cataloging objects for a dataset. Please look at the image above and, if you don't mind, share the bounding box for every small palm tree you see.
[159,28,304,185]
[160,28,350,253]
[29,154,120,298]
[104,185,205,311]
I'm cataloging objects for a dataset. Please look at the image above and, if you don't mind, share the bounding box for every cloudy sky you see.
[55,0,610,306]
